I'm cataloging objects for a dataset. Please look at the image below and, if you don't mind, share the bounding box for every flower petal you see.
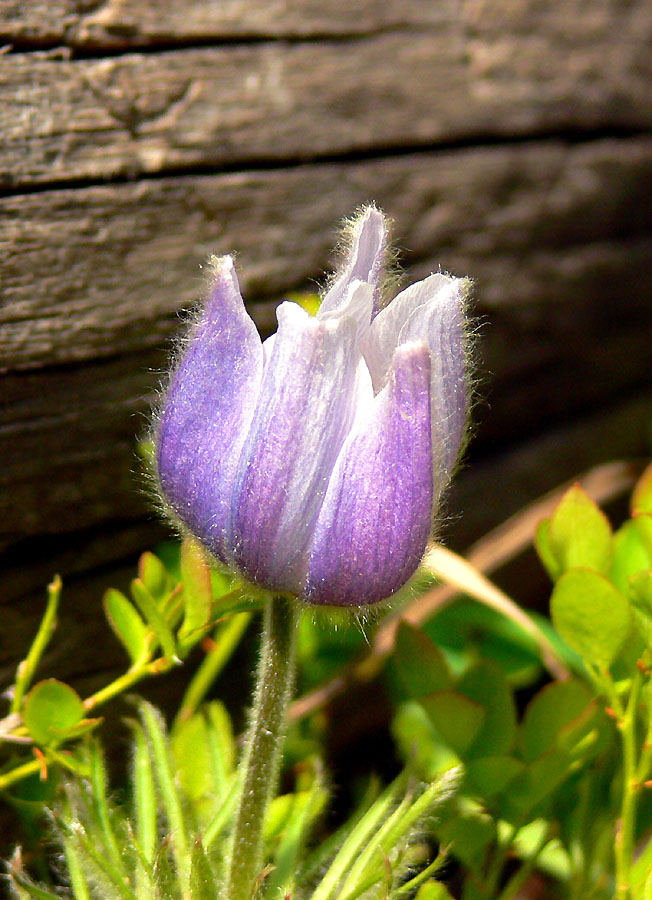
[319,206,387,317]
[318,279,375,341]
[229,301,369,592]
[156,256,263,561]
[304,342,434,606]
[362,274,467,481]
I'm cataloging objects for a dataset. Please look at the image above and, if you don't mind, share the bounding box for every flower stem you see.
[225,595,298,900]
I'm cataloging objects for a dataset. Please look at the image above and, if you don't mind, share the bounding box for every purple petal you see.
[304,342,434,606]
[319,206,387,317]
[229,301,370,592]
[362,275,467,482]
[318,279,375,341]
[156,257,263,561]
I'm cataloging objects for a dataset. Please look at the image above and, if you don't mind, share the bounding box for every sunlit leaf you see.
[178,537,213,649]
[130,579,178,663]
[138,552,171,600]
[535,518,562,581]
[103,588,149,664]
[632,462,652,514]
[547,484,612,575]
[551,568,630,669]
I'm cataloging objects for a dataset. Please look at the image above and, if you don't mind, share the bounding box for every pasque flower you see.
[156,208,468,606]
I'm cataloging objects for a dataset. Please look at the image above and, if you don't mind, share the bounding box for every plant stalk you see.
[225,595,298,900]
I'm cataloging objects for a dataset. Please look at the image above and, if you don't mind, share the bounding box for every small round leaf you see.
[24,679,85,747]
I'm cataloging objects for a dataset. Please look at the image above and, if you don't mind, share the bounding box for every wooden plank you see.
[0,0,448,46]
[2,19,651,190]
[2,138,651,371]
[3,0,648,52]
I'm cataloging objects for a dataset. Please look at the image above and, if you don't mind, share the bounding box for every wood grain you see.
[3,0,649,52]
[3,138,651,372]
[0,0,449,46]
[2,139,651,560]
[2,17,651,190]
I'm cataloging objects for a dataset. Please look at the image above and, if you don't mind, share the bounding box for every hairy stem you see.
[225,596,298,900]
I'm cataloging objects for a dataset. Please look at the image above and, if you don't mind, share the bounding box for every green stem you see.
[83,658,171,712]
[225,596,298,900]
[0,757,42,791]
[11,576,61,713]
[616,668,642,900]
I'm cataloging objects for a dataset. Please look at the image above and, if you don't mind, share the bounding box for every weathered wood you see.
[2,15,651,190]
[3,138,651,372]
[3,0,649,52]
[0,0,447,46]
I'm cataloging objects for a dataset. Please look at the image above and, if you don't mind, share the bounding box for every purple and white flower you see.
[156,207,468,606]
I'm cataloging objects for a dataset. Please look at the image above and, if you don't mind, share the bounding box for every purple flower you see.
[156,208,468,606]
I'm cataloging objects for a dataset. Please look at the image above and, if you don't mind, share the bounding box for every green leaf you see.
[434,800,495,875]
[205,701,236,783]
[627,569,652,650]
[392,621,451,697]
[519,679,595,762]
[103,588,149,664]
[310,776,406,900]
[419,691,485,757]
[391,701,459,781]
[503,750,578,819]
[415,882,455,900]
[130,578,179,663]
[535,518,562,581]
[264,793,295,842]
[457,662,516,758]
[425,598,541,686]
[9,870,63,900]
[138,551,171,600]
[338,774,459,900]
[267,779,328,897]
[131,723,157,866]
[171,712,216,825]
[551,568,631,668]
[547,484,612,575]
[634,513,652,559]
[465,756,525,798]
[611,520,652,594]
[632,462,652,514]
[24,679,85,747]
[631,830,652,897]
[178,537,213,649]
[189,838,216,900]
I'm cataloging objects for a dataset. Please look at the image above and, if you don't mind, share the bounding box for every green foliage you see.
[8,702,455,900]
[0,536,255,794]
[387,462,652,899]
[7,461,652,900]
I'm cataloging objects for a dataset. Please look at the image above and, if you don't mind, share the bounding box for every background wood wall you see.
[2,0,652,681]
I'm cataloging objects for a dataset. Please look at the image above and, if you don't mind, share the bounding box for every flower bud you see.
[155,207,469,606]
